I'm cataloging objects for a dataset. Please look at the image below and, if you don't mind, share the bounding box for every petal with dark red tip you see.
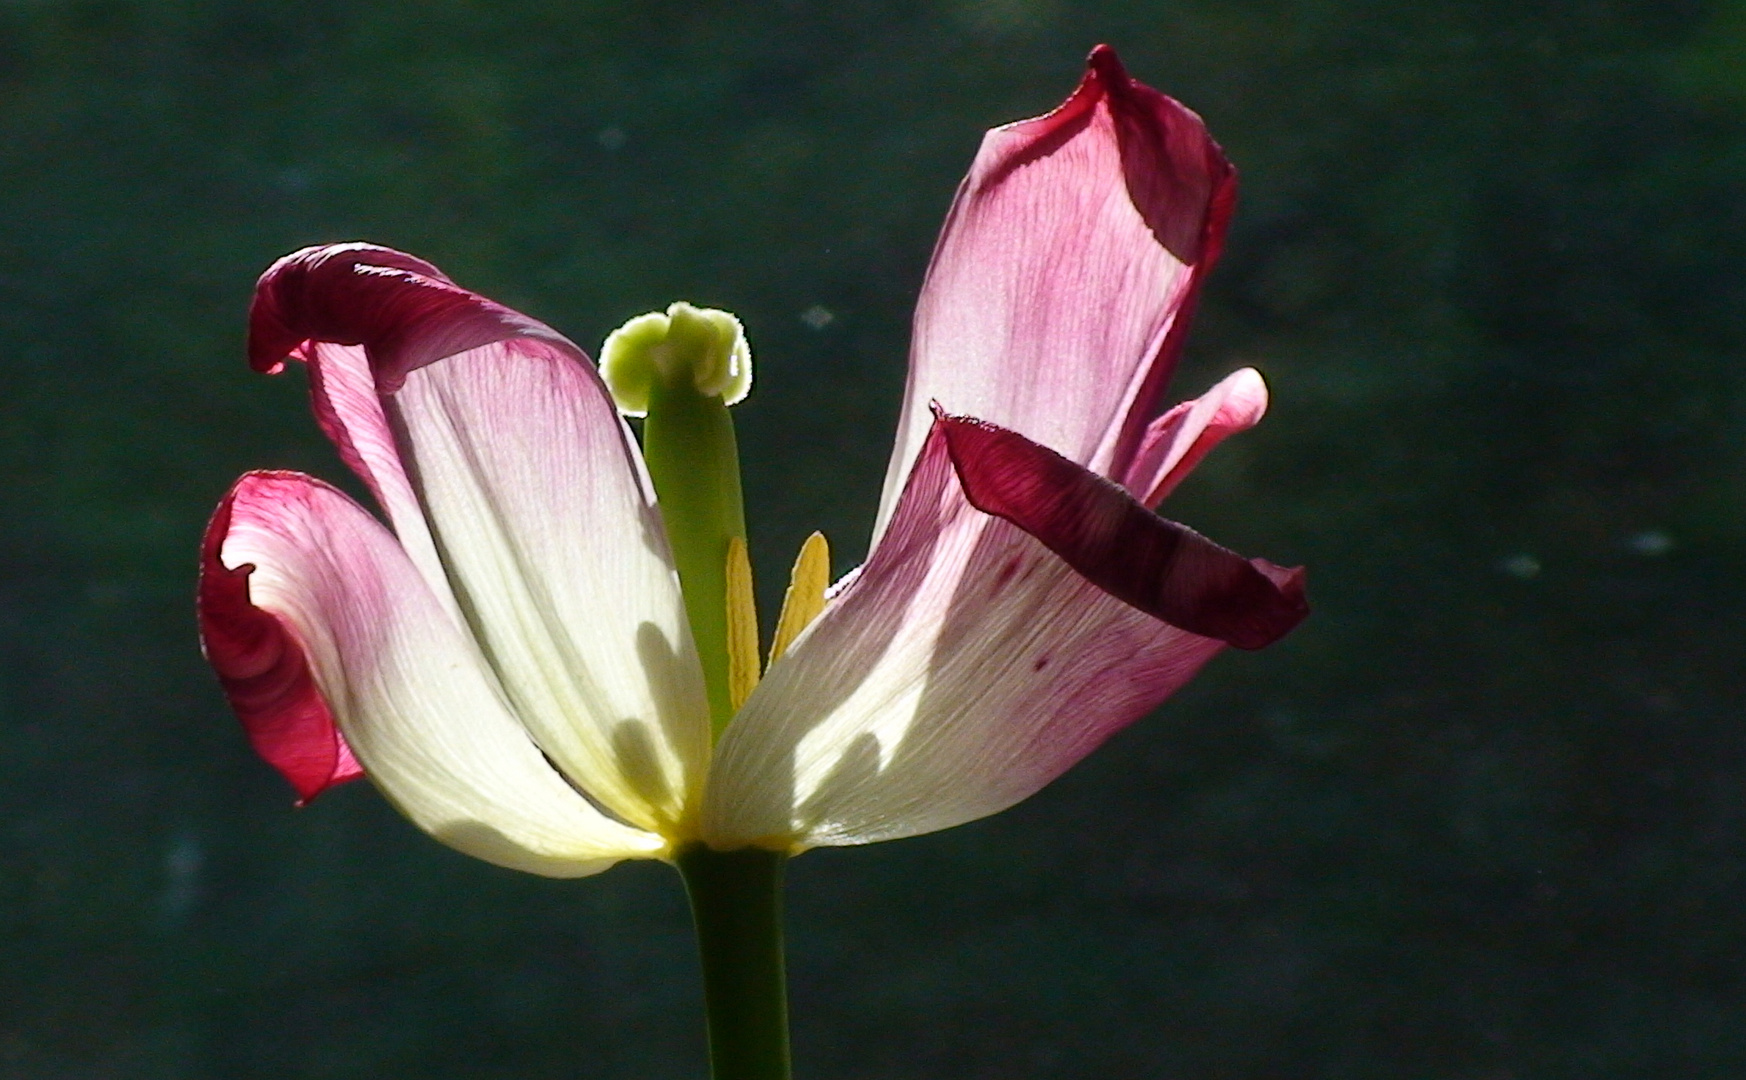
[198,478,362,804]
[239,243,711,833]
[938,408,1306,650]
[248,242,579,392]
[875,44,1236,539]
[205,471,663,876]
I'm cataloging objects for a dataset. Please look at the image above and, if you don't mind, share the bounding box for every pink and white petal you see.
[385,340,708,833]
[207,472,663,876]
[301,341,454,613]
[1120,367,1269,507]
[703,428,1229,850]
[199,483,362,804]
[248,244,710,833]
[875,45,1235,539]
[939,409,1305,651]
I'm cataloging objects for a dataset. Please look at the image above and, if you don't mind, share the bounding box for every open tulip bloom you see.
[198,46,1305,1080]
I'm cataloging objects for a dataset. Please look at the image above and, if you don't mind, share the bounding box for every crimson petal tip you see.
[1086,43,1129,86]
[198,472,364,803]
[246,242,583,394]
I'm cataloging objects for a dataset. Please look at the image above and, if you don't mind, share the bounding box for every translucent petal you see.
[216,472,663,876]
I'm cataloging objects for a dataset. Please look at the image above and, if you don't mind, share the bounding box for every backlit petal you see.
[387,341,710,832]
[248,243,572,392]
[875,45,1235,539]
[1120,367,1270,506]
[209,472,662,876]
[302,341,454,611]
[704,427,1236,849]
[248,244,711,833]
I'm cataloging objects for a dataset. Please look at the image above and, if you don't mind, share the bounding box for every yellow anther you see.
[725,536,761,712]
[769,531,830,664]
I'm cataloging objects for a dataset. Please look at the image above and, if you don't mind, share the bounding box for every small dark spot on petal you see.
[995,557,1022,588]
[1033,655,1051,671]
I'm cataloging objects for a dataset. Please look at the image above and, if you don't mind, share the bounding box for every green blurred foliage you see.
[0,0,1742,1076]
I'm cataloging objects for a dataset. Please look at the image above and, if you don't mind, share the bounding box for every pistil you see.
[602,303,754,738]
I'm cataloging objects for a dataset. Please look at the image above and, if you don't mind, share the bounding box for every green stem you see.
[677,844,792,1080]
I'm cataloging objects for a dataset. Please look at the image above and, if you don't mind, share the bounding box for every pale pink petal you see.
[1120,367,1270,506]
[247,244,710,833]
[703,426,1232,849]
[385,341,710,830]
[302,342,454,612]
[205,472,663,875]
[875,45,1235,539]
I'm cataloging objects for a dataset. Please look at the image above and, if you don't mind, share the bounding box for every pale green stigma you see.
[600,302,753,417]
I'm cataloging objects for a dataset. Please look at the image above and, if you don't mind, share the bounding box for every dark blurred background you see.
[2,1,1743,1076]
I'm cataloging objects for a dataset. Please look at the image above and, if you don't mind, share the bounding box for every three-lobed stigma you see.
[600,301,752,417]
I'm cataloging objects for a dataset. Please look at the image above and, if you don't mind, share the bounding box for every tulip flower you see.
[197,45,1304,1080]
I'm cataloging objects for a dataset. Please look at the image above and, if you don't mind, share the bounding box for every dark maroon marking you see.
[937,409,1307,650]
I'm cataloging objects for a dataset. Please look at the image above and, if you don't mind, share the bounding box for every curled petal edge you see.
[1123,366,1270,506]
[248,242,583,394]
[935,406,1307,650]
[197,472,363,804]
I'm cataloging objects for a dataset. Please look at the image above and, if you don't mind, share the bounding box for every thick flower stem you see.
[676,843,792,1080]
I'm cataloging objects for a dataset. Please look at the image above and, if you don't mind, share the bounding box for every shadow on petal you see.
[636,621,709,807]
[611,718,675,822]
[703,433,961,845]
[795,732,883,837]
